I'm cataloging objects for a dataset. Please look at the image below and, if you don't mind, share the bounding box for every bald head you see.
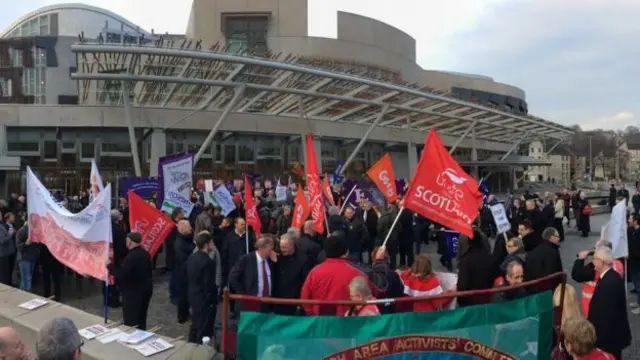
[303,220,315,235]
[177,219,192,235]
[0,327,33,360]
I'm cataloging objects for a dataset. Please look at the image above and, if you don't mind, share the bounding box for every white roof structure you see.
[70,41,574,144]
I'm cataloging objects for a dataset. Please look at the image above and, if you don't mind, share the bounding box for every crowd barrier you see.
[220,272,567,359]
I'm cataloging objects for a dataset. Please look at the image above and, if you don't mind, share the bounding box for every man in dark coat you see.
[222,217,256,284]
[297,221,322,266]
[397,208,415,267]
[228,235,276,313]
[457,228,496,307]
[524,227,563,293]
[108,232,153,330]
[343,206,369,264]
[173,219,194,324]
[588,247,632,359]
[517,220,542,252]
[105,209,128,307]
[272,233,311,315]
[186,231,218,344]
[376,204,400,269]
[609,184,617,211]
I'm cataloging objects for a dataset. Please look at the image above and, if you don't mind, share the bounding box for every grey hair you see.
[328,206,340,216]
[348,276,372,297]
[507,236,523,249]
[279,233,294,247]
[506,261,523,276]
[36,317,82,360]
[595,239,613,250]
[255,235,274,250]
[303,220,314,231]
[286,227,300,239]
[110,209,120,221]
[594,247,613,265]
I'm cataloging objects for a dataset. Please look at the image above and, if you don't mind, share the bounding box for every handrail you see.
[226,271,565,305]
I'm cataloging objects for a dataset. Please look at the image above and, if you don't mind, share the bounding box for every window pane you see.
[215,144,222,162]
[43,140,57,159]
[101,141,131,153]
[223,145,235,165]
[62,141,75,150]
[21,156,40,166]
[256,146,280,157]
[238,144,254,162]
[61,152,76,166]
[81,142,95,158]
[8,142,39,152]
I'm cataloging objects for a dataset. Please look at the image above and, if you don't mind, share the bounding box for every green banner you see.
[236,292,553,360]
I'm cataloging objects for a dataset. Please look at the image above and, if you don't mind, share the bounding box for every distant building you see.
[527,140,573,185]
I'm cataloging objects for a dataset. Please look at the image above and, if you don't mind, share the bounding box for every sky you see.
[1,0,636,131]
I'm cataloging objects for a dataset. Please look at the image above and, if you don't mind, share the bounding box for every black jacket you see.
[273,250,310,299]
[186,251,218,307]
[377,211,400,247]
[296,234,321,265]
[228,252,275,296]
[524,240,562,293]
[345,216,369,254]
[457,245,495,307]
[588,269,632,354]
[222,231,256,280]
[109,246,152,294]
[522,232,542,252]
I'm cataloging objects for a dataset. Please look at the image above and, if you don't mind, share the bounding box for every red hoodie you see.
[300,258,383,315]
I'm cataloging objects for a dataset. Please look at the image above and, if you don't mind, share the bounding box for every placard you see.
[489,203,512,234]
[78,324,110,340]
[204,179,214,193]
[130,338,175,357]
[97,329,126,344]
[18,298,48,310]
[120,330,154,345]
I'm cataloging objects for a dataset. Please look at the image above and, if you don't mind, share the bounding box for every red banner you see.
[292,186,311,229]
[404,129,482,238]
[366,153,398,204]
[128,190,174,258]
[244,174,262,238]
[322,173,335,206]
[305,133,326,234]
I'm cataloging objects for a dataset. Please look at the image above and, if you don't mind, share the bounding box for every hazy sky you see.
[1,0,636,131]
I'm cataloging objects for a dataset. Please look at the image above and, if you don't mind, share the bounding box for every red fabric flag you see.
[243,174,262,238]
[403,129,482,238]
[305,133,326,234]
[322,173,335,206]
[128,190,175,258]
[291,186,311,229]
[366,153,398,204]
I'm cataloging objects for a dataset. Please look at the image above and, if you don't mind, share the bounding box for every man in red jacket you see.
[300,232,388,315]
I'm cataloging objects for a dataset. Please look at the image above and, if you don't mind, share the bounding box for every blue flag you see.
[443,230,459,260]
[333,160,343,184]
[478,178,490,204]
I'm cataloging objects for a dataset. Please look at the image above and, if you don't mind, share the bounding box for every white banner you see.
[607,200,628,258]
[27,167,112,280]
[489,203,512,234]
[161,154,194,216]
[213,186,236,216]
[89,159,105,202]
[275,185,288,202]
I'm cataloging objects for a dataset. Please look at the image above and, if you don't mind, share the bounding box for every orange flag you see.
[291,186,310,229]
[322,173,335,206]
[305,133,326,234]
[243,174,262,238]
[366,153,398,203]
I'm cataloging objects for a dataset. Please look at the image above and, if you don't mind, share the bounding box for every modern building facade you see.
[0,2,573,197]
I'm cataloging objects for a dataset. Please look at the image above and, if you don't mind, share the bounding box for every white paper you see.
[120,330,154,345]
[130,338,174,357]
[489,203,512,234]
[18,298,48,310]
[204,179,214,193]
[97,329,126,344]
[78,324,110,340]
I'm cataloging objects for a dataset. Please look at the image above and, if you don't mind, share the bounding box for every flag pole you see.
[381,207,404,247]
[339,175,366,214]
[245,228,249,254]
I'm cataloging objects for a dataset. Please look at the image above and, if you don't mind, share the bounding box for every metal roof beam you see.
[160,58,192,107]
[69,44,574,136]
[268,78,333,115]
[202,64,245,110]
[238,70,292,112]
[377,98,431,125]
[339,104,389,176]
[439,115,502,134]
[70,72,566,141]
[448,120,479,155]
[334,91,399,122]
[303,84,370,117]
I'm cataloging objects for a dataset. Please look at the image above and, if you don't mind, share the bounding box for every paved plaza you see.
[29,213,640,357]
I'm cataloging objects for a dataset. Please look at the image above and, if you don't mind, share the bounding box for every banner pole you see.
[339,175,366,214]
[381,207,404,248]
[245,229,249,254]
[625,257,628,294]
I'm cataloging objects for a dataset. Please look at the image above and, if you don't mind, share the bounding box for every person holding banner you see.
[456,228,496,307]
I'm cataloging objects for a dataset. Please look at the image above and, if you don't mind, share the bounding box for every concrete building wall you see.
[45,36,78,104]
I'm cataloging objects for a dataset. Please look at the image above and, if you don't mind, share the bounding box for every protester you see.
[517,220,541,252]
[35,317,83,360]
[561,317,615,359]
[0,213,16,286]
[272,233,311,315]
[499,236,526,274]
[173,219,195,324]
[553,193,565,242]
[186,231,218,344]
[15,223,38,292]
[578,191,592,237]
[524,227,563,293]
[222,217,255,284]
[345,276,380,316]
[398,254,451,311]
[629,214,640,299]
[492,261,528,302]
[456,228,495,307]
[552,284,582,328]
[367,246,404,314]
[228,235,276,313]
[296,221,321,265]
[376,204,400,268]
[0,327,33,360]
[108,232,153,330]
[343,206,369,264]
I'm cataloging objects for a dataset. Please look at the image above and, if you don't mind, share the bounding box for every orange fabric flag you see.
[291,186,310,229]
[366,153,398,203]
[322,173,335,206]
[305,133,326,234]
[243,174,262,238]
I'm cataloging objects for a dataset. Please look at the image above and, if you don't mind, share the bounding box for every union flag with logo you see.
[291,185,310,229]
[366,153,398,204]
[322,173,335,206]
[128,190,174,258]
[305,133,326,234]
[244,174,262,238]
[404,129,482,237]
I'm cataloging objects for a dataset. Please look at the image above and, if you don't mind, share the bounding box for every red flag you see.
[243,174,262,238]
[366,153,398,203]
[291,186,311,229]
[305,133,326,234]
[128,190,175,258]
[322,173,335,206]
[404,129,482,238]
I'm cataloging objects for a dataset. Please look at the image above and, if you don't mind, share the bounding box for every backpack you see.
[582,204,592,216]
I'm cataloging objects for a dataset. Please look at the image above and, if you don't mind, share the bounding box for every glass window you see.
[62,141,75,150]
[43,140,57,160]
[256,145,280,158]
[61,152,76,166]
[238,144,254,163]
[288,145,300,164]
[7,142,39,152]
[215,144,222,162]
[101,141,131,153]
[81,142,95,158]
[223,144,235,165]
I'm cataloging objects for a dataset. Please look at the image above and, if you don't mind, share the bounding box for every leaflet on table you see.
[78,324,110,340]
[128,338,174,357]
[18,299,48,310]
[97,329,127,344]
[119,330,154,345]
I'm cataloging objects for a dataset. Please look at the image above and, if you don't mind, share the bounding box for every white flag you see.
[607,200,628,258]
[89,159,105,202]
